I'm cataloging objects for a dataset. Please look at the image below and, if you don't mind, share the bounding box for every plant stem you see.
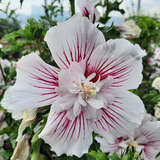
[69,0,75,16]
[0,63,6,85]
[106,0,110,19]
[31,129,42,160]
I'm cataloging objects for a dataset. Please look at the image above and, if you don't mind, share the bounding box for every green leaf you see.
[109,153,121,160]
[0,150,12,159]
[87,151,109,160]
[31,128,43,160]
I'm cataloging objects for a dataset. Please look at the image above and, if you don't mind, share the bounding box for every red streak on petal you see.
[52,111,88,142]
[112,103,125,111]
[97,119,105,130]
[39,63,58,77]
[66,41,74,61]
[87,41,96,62]
[63,49,70,65]
[82,112,86,138]
[102,108,121,127]
[97,58,118,75]
[82,8,87,16]
[95,57,109,73]
[39,95,58,102]
[30,74,58,86]
[32,85,56,90]
[57,53,69,69]
[100,60,127,76]
[53,112,63,122]
[59,118,71,138]
[83,37,88,59]
[108,107,124,119]
[76,33,80,62]
[33,66,57,80]
[70,117,78,140]
[40,92,57,96]
[53,111,67,134]
[102,115,116,129]
[78,113,82,138]
[101,66,128,79]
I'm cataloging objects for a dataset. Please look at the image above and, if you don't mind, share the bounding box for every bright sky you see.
[0,0,70,16]
[0,0,160,25]
[0,0,160,16]
[121,0,160,16]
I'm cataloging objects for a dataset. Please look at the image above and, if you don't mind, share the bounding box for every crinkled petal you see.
[94,89,145,137]
[1,53,59,111]
[45,15,105,69]
[87,39,145,89]
[143,147,160,160]
[87,97,104,109]
[134,121,160,160]
[73,100,82,117]
[57,61,85,94]
[39,107,93,157]
[7,109,24,120]
[52,95,76,113]
[95,135,122,155]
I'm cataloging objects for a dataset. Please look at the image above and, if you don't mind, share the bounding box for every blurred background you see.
[0,0,160,27]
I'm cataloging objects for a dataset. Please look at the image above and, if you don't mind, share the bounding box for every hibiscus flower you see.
[1,15,146,157]
[75,0,100,22]
[96,115,160,160]
[117,20,142,39]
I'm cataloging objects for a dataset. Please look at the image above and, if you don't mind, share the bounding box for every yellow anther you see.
[129,141,138,149]
[81,82,97,96]
[90,90,97,96]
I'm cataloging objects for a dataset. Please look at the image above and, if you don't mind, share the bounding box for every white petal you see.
[87,97,104,109]
[78,94,87,106]
[73,101,81,117]
[134,121,160,160]
[142,147,160,160]
[58,61,85,94]
[45,15,105,69]
[7,109,24,120]
[52,95,76,113]
[97,76,114,90]
[85,105,99,121]
[88,39,144,89]
[1,53,59,111]
[94,89,145,138]
[95,135,121,155]
[39,107,93,157]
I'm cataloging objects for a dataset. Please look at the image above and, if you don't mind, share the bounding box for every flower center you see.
[81,81,97,96]
[129,140,138,149]
[119,138,144,154]
[129,140,144,153]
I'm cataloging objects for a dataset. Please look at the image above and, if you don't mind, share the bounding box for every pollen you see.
[129,140,138,149]
[81,82,97,96]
